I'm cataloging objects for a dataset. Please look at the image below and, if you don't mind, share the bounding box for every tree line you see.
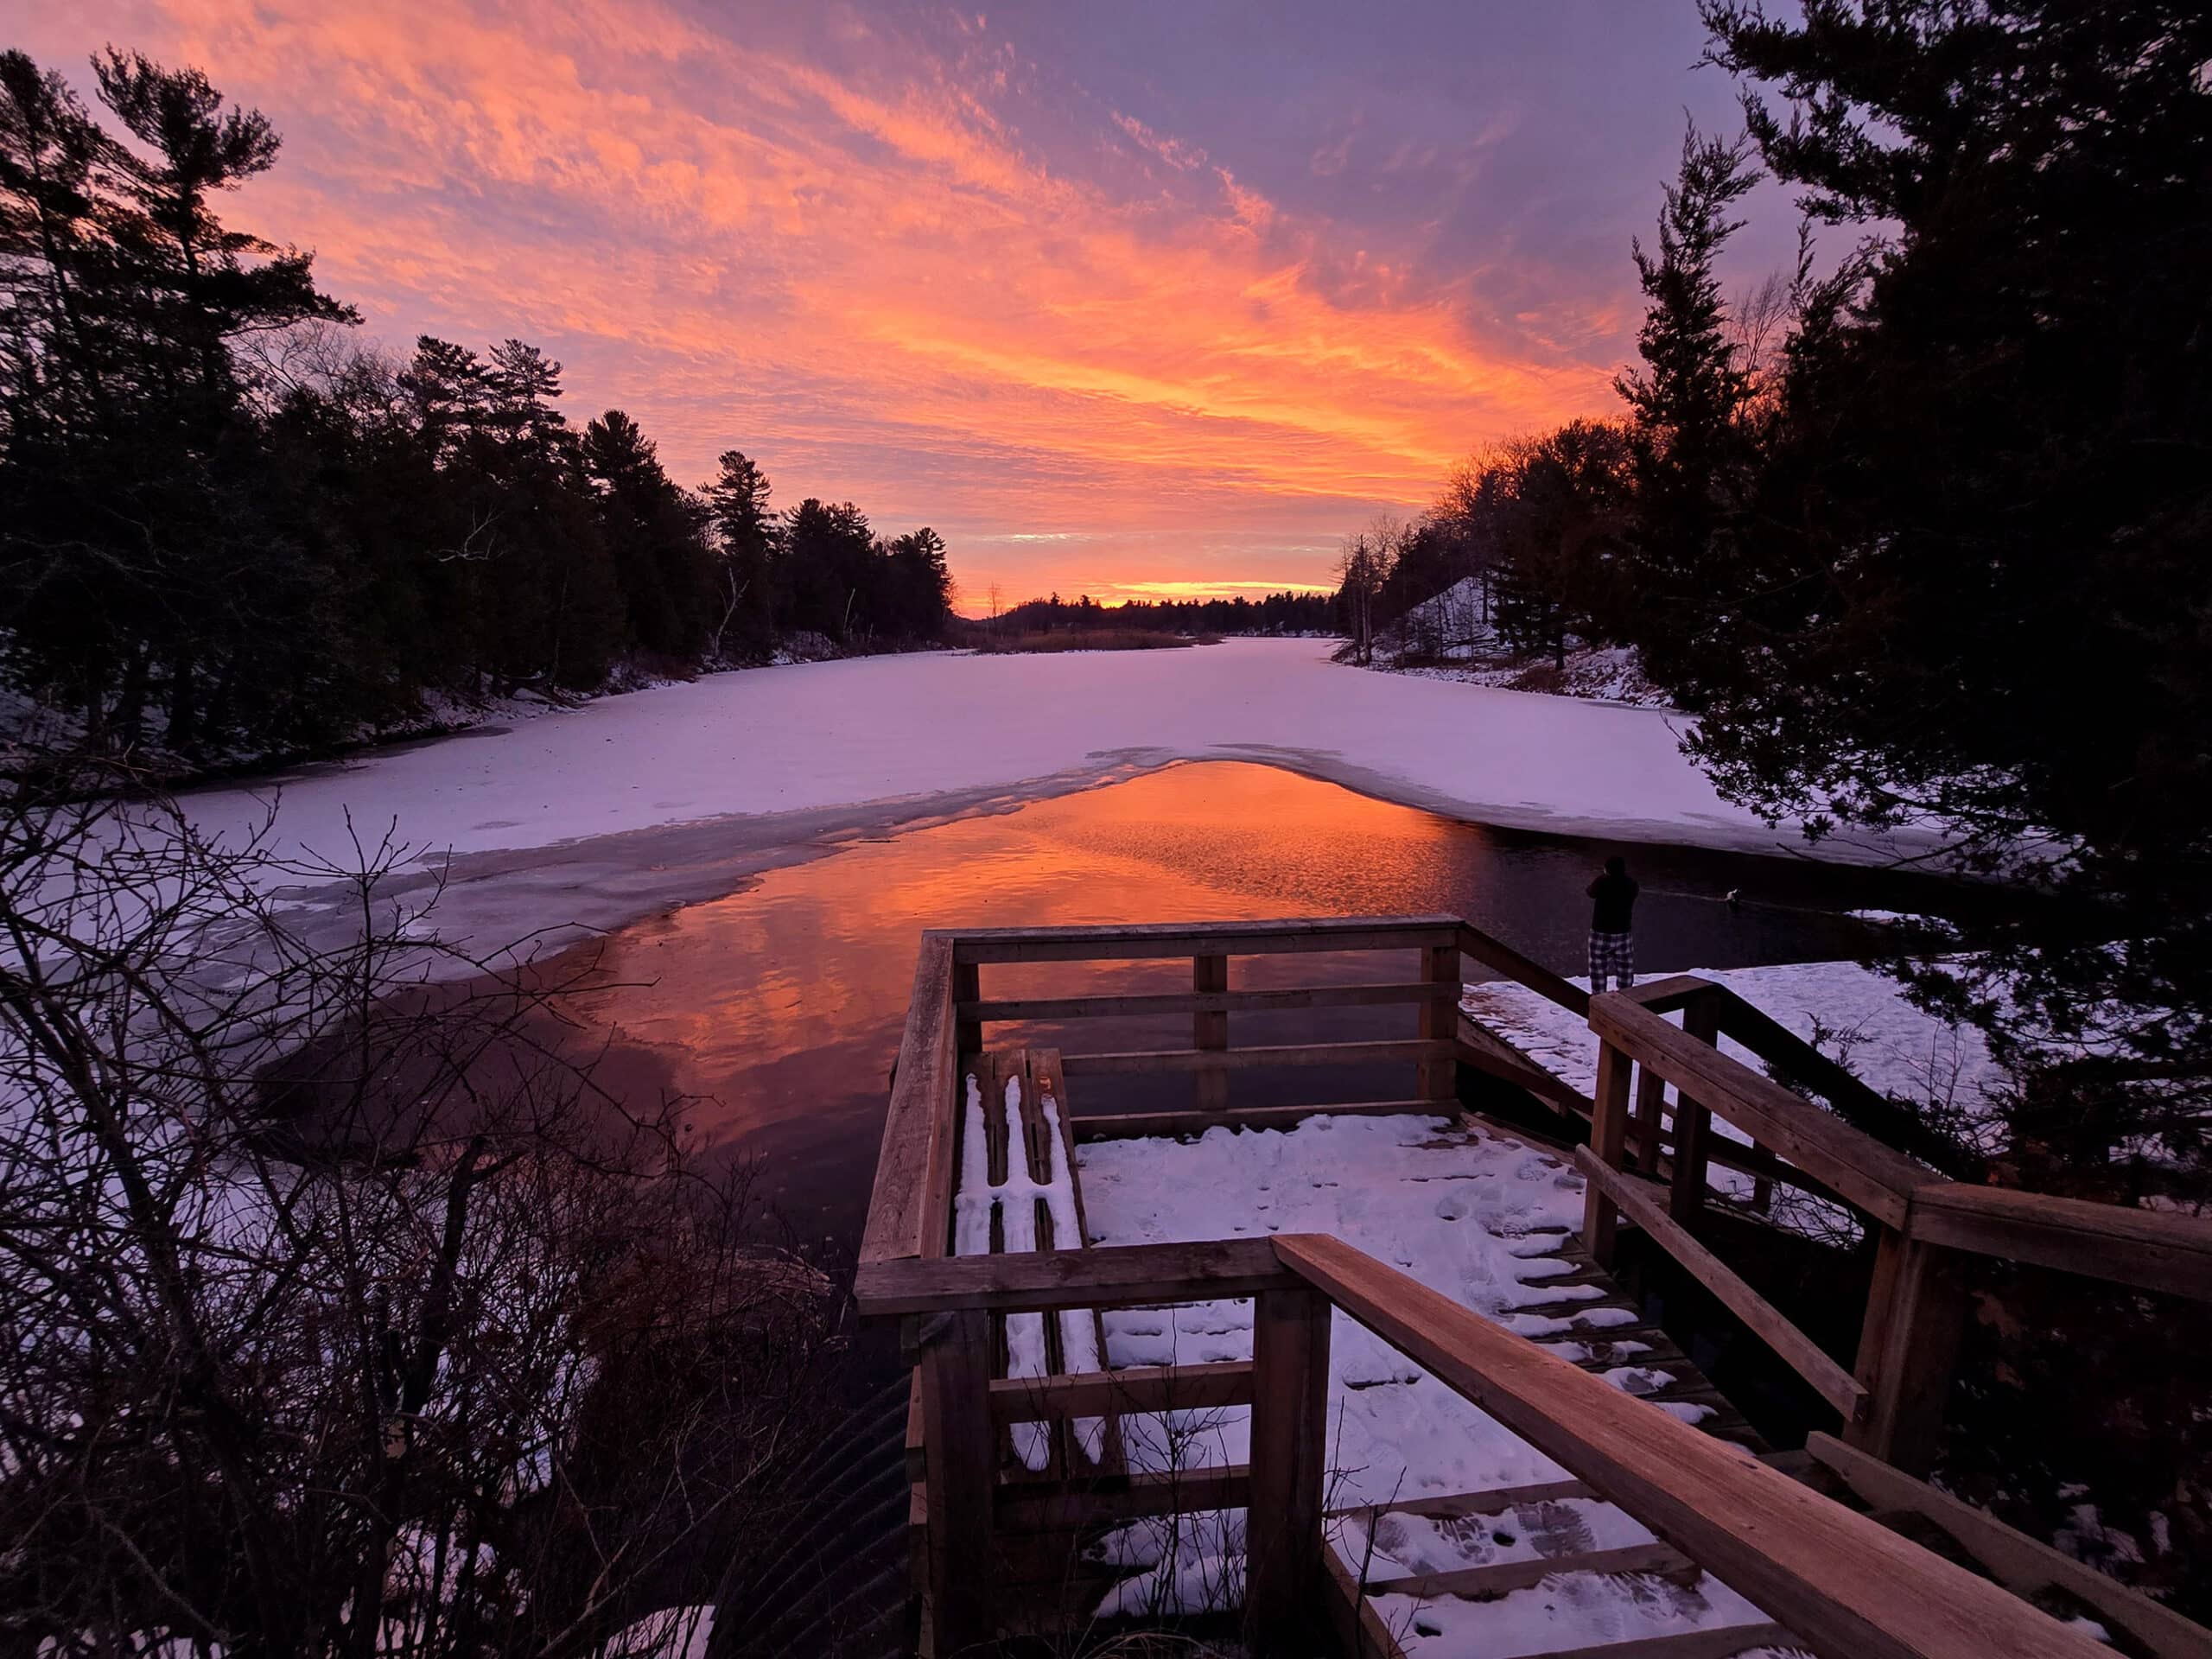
[0,49,955,772]
[977,588,1336,637]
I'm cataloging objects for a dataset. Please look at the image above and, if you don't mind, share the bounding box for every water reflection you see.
[545,760,1978,1243]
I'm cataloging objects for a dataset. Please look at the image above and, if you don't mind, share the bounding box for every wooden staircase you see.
[854,917,2212,1659]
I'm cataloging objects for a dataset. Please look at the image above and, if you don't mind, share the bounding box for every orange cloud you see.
[21,0,1627,600]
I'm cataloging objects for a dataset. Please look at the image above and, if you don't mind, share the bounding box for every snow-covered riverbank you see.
[179,639,1936,959]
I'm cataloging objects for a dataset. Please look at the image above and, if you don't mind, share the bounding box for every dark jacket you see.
[1588,871,1638,933]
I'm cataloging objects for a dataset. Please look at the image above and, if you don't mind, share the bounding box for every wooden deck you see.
[856,916,2212,1659]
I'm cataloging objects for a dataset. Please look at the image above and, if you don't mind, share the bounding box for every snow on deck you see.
[1069,1112,1801,1656]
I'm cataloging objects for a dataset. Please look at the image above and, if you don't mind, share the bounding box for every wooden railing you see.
[853,1234,2113,1659]
[1582,977,2212,1471]
[861,916,2212,1653]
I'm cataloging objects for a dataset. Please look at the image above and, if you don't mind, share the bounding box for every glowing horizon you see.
[20,2,1795,602]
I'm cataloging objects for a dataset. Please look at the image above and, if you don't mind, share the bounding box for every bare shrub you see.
[0,760,844,1656]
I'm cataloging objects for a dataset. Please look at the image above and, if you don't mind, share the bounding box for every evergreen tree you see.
[1624,0,2212,1195]
[701,449,779,660]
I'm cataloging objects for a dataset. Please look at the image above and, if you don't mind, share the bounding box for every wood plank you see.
[1583,1040,1635,1265]
[1193,953,1230,1111]
[906,1372,925,1481]
[1619,975,1720,1015]
[1362,1540,1694,1599]
[1071,1098,1452,1141]
[1670,992,1721,1229]
[965,981,1460,1022]
[1575,1148,1869,1422]
[855,1236,1296,1317]
[1330,1477,1592,1521]
[1845,1229,1965,1477]
[1457,1018,1592,1116]
[1029,1046,1125,1478]
[1062,1037,1454,1076]
[1324,1538,1410,1659]
[988,1360,1254,1423]
[951,915,1463,963]
[1634,1055,1670,1174]
[1589,993,1937,1229]
[994,1465,1249,1532]
[1531,1625,1800,1659]
[917,1306,995,1654]
[1805,1433,2212,1659]
[1457,921,1589,1015]
[1273,1231,2110,1659]
[1906,1183,2212,1302]
[861,933,958,1266]
[1419,943,1462,1101]
[1247,1284,1333,1649]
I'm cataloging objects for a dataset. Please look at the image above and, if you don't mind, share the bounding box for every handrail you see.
[853,1236,1296,1316]
[858,931,957,1267]
[1274,1233,2107,1659]
[947,913,1462,963]
[1907,1182,2212,1300]
[1585,971,2212,1475]
[1589,988,1939,1228]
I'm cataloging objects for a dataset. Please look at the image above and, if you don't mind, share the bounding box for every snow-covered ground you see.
[1363,579,1669,708]
[177,639,1930,958]
[1464,959,2001,1140]
[1073,1113,1807,1656]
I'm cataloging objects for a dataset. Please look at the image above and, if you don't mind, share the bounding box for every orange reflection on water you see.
[561,762,1460,1136]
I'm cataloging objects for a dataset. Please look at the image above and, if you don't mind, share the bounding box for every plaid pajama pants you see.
[1588,930,1636,991]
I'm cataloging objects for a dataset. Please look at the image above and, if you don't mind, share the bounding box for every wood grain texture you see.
[861,932,957,1266]
[1806,1432,2212,1659]
[1247,1284,1333,1650]
[1061,1037,1454,1076]
[1907,1182,2212,1301]
[965,980,1459,1022]
[1070,1097,1451,1141]
[855,1236,1296,1317]
[950,914,1462,963]
[988,1360,1254,1423]
[1274,1230,2110,1659]
[1589,992,1937,1228]
[1575,1148,1867,1421]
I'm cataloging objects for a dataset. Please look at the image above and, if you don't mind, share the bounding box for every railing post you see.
[1668,992,1720,1230]
[1246,1282,1332,1655]
[918,1308,995,1651]
[1847,1226,1966,1476]
[1194,953,1229,1110]
[1419,943,1461,1101]
[1582,1039,1634,1266]
[953,957,982,1065]
[1632,1061,1668,1175]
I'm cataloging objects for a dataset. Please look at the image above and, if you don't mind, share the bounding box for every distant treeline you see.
[973,590,1335,638]
[0,49,953,768]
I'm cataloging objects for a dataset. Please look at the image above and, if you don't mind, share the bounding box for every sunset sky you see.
[19,2,1800,604]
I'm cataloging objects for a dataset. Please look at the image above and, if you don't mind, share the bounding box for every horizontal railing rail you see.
[865,1224,2113,1659]
[861,916,2212,1652]
[1582,974,2212,1474]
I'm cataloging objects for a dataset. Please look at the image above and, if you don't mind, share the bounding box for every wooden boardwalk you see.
[855,916,2212,1659]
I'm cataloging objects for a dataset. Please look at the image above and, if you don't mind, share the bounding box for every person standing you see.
[1587,855,1639,992]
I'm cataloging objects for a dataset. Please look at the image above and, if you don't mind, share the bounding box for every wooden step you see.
[1361,1540,1698,1600]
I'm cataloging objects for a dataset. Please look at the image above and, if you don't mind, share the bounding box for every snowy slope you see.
[179,638,1894,877]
